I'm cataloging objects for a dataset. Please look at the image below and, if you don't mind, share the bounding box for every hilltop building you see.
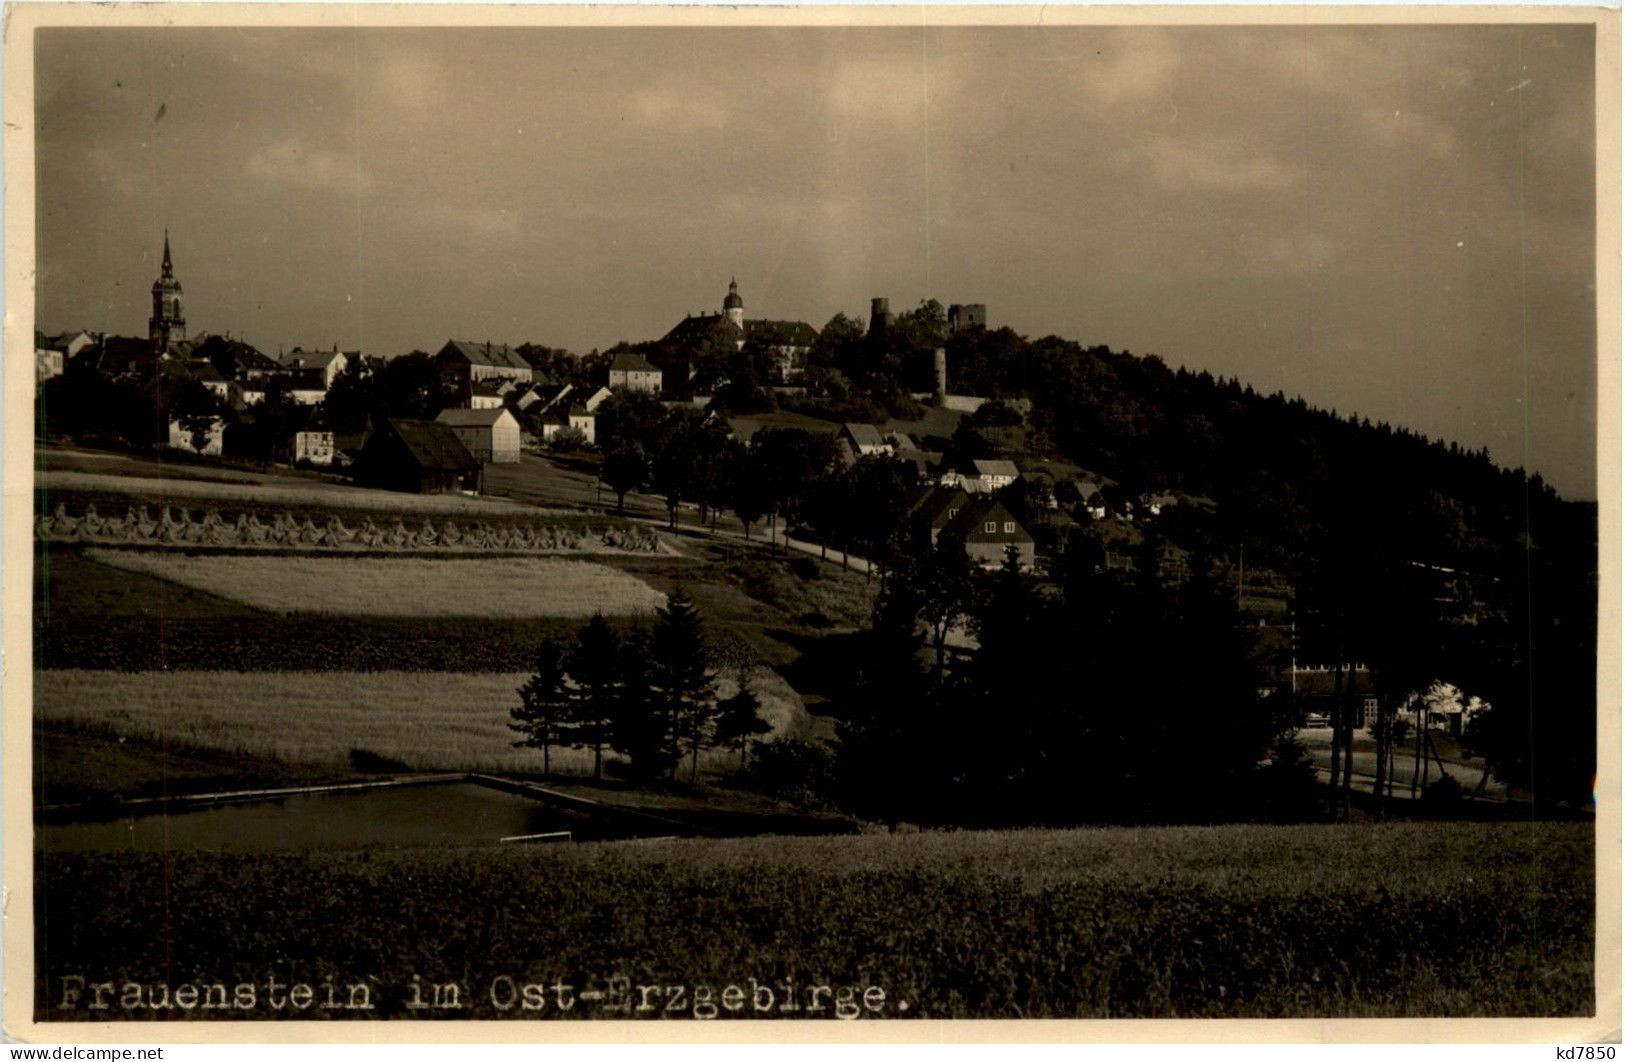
[659,279,819,384]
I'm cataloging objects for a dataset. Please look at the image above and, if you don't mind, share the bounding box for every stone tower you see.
[149,230,186,354]
[724,277,744,329]
[868,297,894,335]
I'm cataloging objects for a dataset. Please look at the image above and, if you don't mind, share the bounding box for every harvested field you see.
[38,469,567,518]
[82,551,667,618]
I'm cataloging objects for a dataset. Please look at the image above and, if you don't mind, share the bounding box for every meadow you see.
[35,820,1593,1019]
[34,667,808,781]
[82,551,668,618]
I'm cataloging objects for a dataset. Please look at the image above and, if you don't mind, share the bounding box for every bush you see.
[742,737,834,805]
[548,426,589,452]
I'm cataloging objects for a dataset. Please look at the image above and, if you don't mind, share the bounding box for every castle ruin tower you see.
[724,277,745,329]
[149,230,186,354]
[868,297,894,335]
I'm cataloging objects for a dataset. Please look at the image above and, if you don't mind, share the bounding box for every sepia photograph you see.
[4,4,1616,1042]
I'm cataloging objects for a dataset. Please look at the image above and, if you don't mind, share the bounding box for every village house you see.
[187,360,231,400]
[969,458,1020,493]
[279,347,352,389]
[1292,665,1380,730]
[939,496,1035,569]
[193,333,282,381]
[579,385,614,412]
[840,422,889,460]
[287,408,336,467]
[466,379,510,409]
[608,351,663,394]
[356,418,483,494]
[435,406,522,464]
[435,340,536,398]
[537,404,597,446]
[905,484,973,549]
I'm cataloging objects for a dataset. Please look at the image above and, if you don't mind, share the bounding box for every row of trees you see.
[508,590,771,783]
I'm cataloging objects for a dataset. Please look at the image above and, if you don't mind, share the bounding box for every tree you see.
[601,442,648,513]
[649,588,718,783]
[713,668,771,767]
[608,628,671,780]
[916,539,975,682]
[564,614,621,780]
[510,639,569,776]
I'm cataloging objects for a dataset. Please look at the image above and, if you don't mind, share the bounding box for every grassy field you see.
[83,551,668,618]
[37,542,875,674]
[36,820,1592,1019]
[34,667,808,782]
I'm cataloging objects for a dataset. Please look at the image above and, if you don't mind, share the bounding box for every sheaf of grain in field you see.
[82,551,667,617]
[39,469,559,517]
[34,668,806,776]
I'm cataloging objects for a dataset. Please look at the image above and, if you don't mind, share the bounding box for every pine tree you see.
[564,614,620,780]
[510,638,568,776]
[714,668,771,767]
[606,628,671,780]
[650,587,718,783]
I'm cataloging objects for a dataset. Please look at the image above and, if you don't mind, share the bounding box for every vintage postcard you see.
[3,3,1618,1045]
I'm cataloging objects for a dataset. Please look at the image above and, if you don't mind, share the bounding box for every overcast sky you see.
[34,24,1597,498]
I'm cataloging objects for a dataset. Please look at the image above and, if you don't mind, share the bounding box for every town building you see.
[607,351,663,394]
[537,404,597,446]
[435,406,522,463]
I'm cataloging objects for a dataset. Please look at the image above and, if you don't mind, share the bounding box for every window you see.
[984,521,997,533]
[1003,521,1015,533]
[948,508,958,518]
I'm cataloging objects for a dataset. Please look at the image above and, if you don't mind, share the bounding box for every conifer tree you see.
[714,668,771,767]
[510,638,568,776]
[650,588,718,783]
[564,613,620,780]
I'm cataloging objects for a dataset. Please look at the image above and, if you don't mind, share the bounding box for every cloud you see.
[1140,135,1301,193]
[244,139,371,193]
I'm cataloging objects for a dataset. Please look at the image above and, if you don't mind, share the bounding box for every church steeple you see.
[149,229,186,354]
[723,276,744,328]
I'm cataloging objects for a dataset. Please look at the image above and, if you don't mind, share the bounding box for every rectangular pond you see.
[36,781,659,853]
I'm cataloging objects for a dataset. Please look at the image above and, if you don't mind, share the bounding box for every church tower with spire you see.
[723,277,744,329]
[149,230,186,354]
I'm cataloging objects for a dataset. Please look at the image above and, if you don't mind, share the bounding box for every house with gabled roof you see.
[435,406,522,464]
[841,422,888,459]
[608,351,663,394]
[940,496,1034,569]
[356,418,482,494]
[436,340,536,397]
[905,484,973,549]
[280,347,352,388]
